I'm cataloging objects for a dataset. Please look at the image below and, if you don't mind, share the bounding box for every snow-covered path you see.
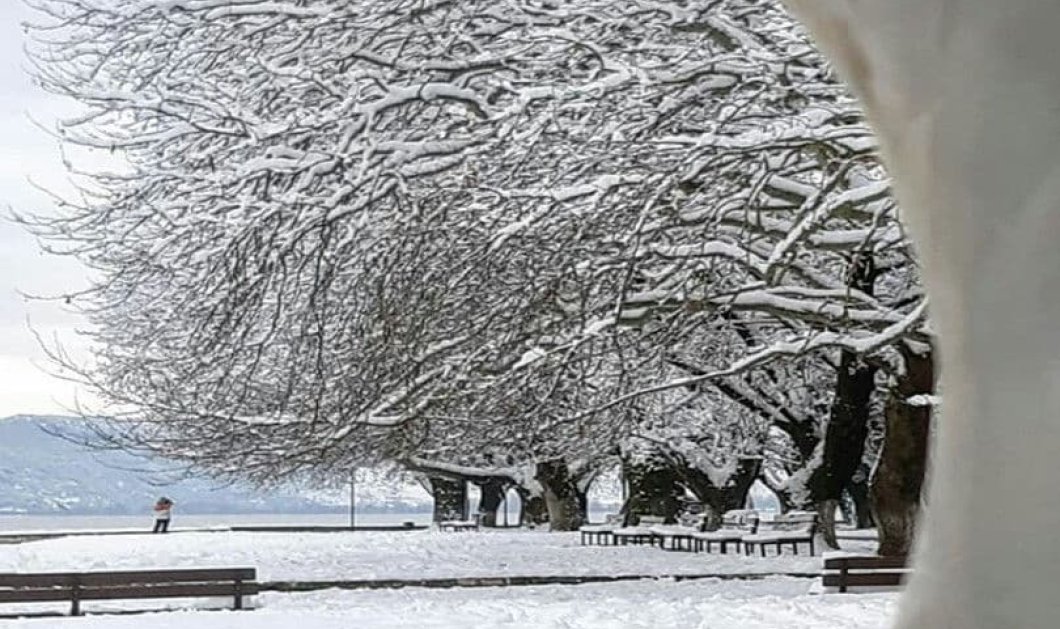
[3,577,896,628]
[0,529,876,581]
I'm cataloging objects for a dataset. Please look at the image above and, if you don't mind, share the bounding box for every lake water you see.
[0,512,435,533]
[0,508,610,533]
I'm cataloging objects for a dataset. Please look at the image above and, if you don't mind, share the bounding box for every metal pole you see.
[349,468,356,530]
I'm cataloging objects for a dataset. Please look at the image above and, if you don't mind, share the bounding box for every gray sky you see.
[1,3,93,416]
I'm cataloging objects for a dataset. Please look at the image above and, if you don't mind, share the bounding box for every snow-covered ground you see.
[1,578,897,628]
[0,529,875,581]
[0,529,896,627]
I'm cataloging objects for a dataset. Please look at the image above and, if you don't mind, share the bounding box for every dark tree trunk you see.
[681,458,760,530]
[847,474,877,529]
[809,254,882,549]
[618,458,683,526]
[810,350,879,549]
[872,344,934,556]
[534,460,588,531]
[475,478,507,528]
[515,487,549,527]
[428,476,467,523]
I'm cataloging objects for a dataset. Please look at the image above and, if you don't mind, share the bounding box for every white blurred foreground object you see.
[784,0,1060,626]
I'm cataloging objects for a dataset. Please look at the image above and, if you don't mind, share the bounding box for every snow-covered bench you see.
[691,509,759,554]
[611,515,666,546]
[741,511,817,556]
[822,555,910,592]
[579,514,622,546]
[438,519,480,532]
[648,513,707,552]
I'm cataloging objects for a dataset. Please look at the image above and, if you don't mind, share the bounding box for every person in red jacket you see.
[152,497,174,533]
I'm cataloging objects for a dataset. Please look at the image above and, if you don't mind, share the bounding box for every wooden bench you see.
[823,555,910,592]
[650,513,708,552]
[612,515,666,546]
[741,511,817,556]
[439,519,480,532]
[691,510,758,554]
[0,567,258,617]
[579,514,621,546]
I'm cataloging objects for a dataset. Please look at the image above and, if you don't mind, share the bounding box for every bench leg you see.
[792,541,799,555]
[70,582,82,616]
[761,543,767,558]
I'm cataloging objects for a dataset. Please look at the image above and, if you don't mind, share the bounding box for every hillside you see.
[0,416,432,515]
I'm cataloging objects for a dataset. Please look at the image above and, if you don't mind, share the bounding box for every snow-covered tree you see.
[23,0,931,548]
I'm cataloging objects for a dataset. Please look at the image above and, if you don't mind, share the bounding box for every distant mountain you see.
[0,416,433,515]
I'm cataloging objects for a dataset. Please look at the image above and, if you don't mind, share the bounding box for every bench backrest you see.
[762,511,816,533]
[719,509,759,532]
[823,555,910,592]
[676,512,706,529]
[0,567,255,589]
[824,556,909,570]
[0,568,258,608]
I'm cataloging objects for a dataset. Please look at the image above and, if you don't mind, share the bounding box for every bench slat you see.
[824,556,908,570]
[0,575,78,587]
[78,569,256,587]
[0,589,77,604]
[80,583,261,601]
[823,572,908,588]
[0,568,255,588]
[0,582,261,603]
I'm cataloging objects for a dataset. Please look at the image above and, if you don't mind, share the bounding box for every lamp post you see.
[349,468,356,530]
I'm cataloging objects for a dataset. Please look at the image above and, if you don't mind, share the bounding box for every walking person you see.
[152,497,174,533]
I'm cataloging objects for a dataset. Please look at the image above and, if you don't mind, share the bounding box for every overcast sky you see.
[1,3,94,417]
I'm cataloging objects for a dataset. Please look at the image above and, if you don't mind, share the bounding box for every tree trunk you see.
[515,486,549,527]
[475,478,507,527]
[428,476,467,523]
[872,344,934,556]
[618,458,683,526]
[817,498,841,549]
[681,458,760,530]
[770,416,820,512]
[534,460,587,531]
[847,474,876,529]
[810,350,878,549]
